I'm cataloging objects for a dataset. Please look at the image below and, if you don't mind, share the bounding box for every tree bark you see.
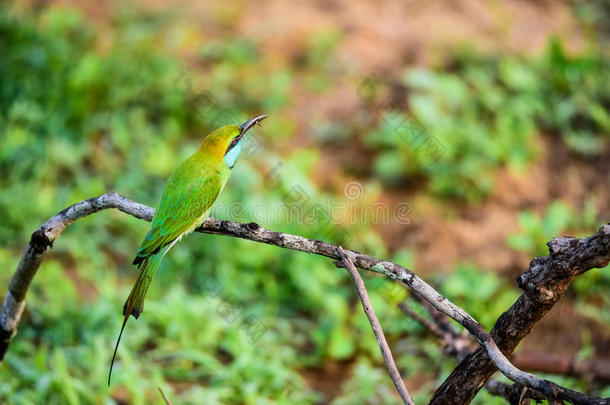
[429,227,610,405]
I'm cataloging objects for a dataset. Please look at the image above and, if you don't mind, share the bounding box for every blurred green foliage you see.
[0,6,415,404]
[0,3,608,404]
[507,200,610,332]
[365,41,610,201]
[507,200,579,257]
[437,263,520,330]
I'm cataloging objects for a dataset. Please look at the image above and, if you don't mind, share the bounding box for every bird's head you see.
[200,114,267,168]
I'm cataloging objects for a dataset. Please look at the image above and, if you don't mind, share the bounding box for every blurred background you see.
[1,0,609,403]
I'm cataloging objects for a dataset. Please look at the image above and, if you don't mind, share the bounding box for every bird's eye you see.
[231,138,238,147]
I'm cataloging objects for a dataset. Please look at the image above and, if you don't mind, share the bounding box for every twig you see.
[158,387,174,405]
[397,300,473,360]
[0,193,607,405]
[337,247,415,405]
[484,380,546,405]
[409,291,458,338]
[398,301,446,339]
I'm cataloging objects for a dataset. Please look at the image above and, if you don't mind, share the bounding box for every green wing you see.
[133,160,226,264]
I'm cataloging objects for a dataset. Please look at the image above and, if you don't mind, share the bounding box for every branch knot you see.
[30,228,53,254]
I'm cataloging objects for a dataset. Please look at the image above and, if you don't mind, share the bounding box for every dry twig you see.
[337,246,415,405]
[158,387,174,405]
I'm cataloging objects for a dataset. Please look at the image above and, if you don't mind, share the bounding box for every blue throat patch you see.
[223,135,246,169]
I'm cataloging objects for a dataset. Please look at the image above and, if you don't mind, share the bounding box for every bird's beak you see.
[239,114,267,135]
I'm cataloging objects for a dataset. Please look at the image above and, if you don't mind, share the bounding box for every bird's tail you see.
[108,247,167,385]
[123,249,166,319]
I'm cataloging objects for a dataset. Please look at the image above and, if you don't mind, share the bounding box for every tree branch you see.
[1,193,153,361]
[1,193,608,405]
[429,225,610,405]
[398,296,473,360]
[484,380,546,405]
[337,247,415,405]
[400,295,572,404]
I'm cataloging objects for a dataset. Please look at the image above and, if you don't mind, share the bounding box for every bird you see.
[108,114,267,385]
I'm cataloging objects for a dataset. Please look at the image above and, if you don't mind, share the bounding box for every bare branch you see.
[398,299,473,360]
[484,380,546,405]
[198,216,608,402]
[430,226,610,405]
[1,193,153,361]
[400,296,572,404]
[337,247,415,405]
[410,292,459,339]
[398,301,446,339]
[1,193,608,405]
[401,294,610,404]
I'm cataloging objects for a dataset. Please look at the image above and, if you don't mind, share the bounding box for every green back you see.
[134,150,231,261]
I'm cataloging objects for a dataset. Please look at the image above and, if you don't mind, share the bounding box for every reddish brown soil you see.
[300,359,355,403]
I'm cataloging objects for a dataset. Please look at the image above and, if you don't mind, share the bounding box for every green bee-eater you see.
[108,115,267,384]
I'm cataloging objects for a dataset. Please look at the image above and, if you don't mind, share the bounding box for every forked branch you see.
[1,193,608,404]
